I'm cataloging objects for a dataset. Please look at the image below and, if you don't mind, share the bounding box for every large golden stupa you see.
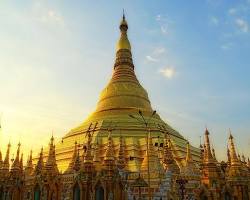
[54,15,200,172]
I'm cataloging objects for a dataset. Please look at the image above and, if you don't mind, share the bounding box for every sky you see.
[0,0,250,161]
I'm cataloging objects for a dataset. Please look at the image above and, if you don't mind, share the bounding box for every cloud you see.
[39,9,64,25]
[155,14,173,36]
[159,67,176,79]
[145,47,166,63]
[156,14,170,23]
[160,25,168,35]
[235,18,249,33]
[156,14,162,22]
[146,55,158,62]
[210,16,219,26]
[153,47,166,55]
[221,42,233,50]
[228,8,237,15]
[32,2,64,26]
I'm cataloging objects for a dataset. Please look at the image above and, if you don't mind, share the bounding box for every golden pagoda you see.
[53,14,200,173]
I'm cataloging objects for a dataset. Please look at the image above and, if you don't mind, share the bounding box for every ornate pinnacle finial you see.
[227,146,231,165]
[242,154,246,163]
[0,150,2,168]
[212,147,217,162]
[123,9,125,20]
[228,131,240,165]
[162,135,180,173]
[238,154,241,162]
[103,131,116,175]
[3,143,11,166]
[116,12,130,52]
[104,131,115,161]
[25,149,33,175]
[35,147,44,175]
[30,149,33,160]
[12,143,21,170]
[229,128,233,139]
[117,136,126,170]
[120,10,128,31]
[67,141,80,172]
[186,141,192,163]
[45,136,59,174]
[20,153,23,171]
[203,128,215,163]
[93,141,99,161]
[83,135,94,167]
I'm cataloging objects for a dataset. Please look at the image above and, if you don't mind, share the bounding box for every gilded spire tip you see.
[123,9,125,20]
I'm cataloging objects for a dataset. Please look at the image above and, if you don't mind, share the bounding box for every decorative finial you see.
[123,9,125,20]
[229,128,233,139]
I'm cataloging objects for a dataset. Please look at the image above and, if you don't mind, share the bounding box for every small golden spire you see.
[116,12,131,52]
[35,147,44,175]
[212,147,217,162]
[117,136,126,170]
[204,128,215,163]
[227,146,231,165]
[238,154,242,162]
[103,131,116,176]
[228,131,240,165]
[66,141,80,172]
[0,150,2,168]
[20,153,23,172]
[242,154,246,163]
[83,133,94,169]
[11,142,21,170]
[181,141,200,175]
[45,136,59,174]
[93,142,101,171]
[186,141,193,163]
[162,135,180,174]
[104,131,115,162]
[25,150,33,175]
[2,143,11,172]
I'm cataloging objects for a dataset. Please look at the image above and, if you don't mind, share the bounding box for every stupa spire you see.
[185,141,193,163]
[25,150,34,175]
[83,132,94,173]
[181,141,200,175]
[0,150,3,168]
[162,135,180,174]
[45,136,59,174]
[11,142,21,170]
[35,147,44,175]
[228,132,240,165]
[104,131,115,162]
[117,136,126,170]
[204,128,214,163]
[116,11,131,53]
[93,142,101,171]
[2,142,11,171]
[66,141,80,172]
[242,154,246,164]
[212,147,217,162]
[141,134,162,173]
[20,153,23,172]
[227,146,231,165]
